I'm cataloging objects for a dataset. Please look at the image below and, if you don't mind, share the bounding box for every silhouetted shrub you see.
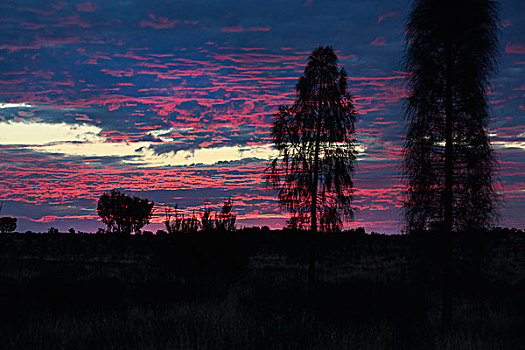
[156,229,168,237]
[0,217,16,233]
[343,227,366,235]
[181,211,200,233]
[97,190,154,235]
[215,198,236,231]
[200,207,215,231]
[164,204,182,234]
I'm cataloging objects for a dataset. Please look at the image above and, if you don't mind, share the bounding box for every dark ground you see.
[0,228,523,349]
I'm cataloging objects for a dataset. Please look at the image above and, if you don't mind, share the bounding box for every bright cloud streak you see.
[0,103,33,109]
[0,121,102,145]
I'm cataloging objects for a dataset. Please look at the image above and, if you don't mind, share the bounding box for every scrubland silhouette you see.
[0,228,523,349]
[164,198,237,234]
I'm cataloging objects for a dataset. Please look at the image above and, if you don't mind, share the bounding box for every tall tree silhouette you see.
[266,46,357,291]
[266,46,357,233]
[403,0,500,326]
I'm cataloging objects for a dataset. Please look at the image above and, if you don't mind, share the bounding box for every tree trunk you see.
[442,49,454,329]
[308,84,323,294]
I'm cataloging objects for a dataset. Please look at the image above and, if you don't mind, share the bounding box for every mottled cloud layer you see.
[0,0,523,233]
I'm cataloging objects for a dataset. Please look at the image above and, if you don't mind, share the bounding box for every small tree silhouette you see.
[0,202,17,234]
[0,217,16,234]
[97,190,154,235]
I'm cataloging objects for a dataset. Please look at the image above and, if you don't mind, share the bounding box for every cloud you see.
[140,14,179,29]
[0,103,33,109]
[221,26,244,33]
[0,121,101,145]
[378,12,396,24]
[221,26,271,33]
[76,1,96,12]
[0,120,276,167]
[505,42,525,54]
[370,37,387,46]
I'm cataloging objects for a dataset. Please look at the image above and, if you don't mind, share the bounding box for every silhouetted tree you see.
[266,46,358,232]
[215,198,236,232]
[403,0,499,232]
[403,0,500,327]
[0,202,17,234]
[0,217,16,234]
[97,190,154,234]
[266,46,358,292]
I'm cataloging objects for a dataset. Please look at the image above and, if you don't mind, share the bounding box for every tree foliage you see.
[266,46,357,232]
[97,190,154,234]
[0,217,17,234]
[403,0,500,232]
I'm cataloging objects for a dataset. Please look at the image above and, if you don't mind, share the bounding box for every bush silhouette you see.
[0,217,16,233]
[97,190,154,235]
[215,198,236,232]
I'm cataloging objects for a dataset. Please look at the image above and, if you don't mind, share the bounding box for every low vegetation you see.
[0,227,523,349]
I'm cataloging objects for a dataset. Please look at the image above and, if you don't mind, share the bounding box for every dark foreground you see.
[0,228,523,349]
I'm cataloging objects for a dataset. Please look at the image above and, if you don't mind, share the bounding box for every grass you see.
[0,229,523,349]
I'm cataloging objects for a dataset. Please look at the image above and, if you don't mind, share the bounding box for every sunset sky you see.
[0,0,523,233]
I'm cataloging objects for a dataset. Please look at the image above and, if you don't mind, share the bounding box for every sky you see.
[0,0,523,234]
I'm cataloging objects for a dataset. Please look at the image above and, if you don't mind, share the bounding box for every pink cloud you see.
[140,14,179,29]
[501,20,512,28]
[505,42,525,54]
[221,26,244,33]
[378,12,396,24]
[247,26,271,32]
[221,26,271,33]
[36,35,81,45]
[370,37,386,46]
[76,1,96,12]
[0,42,41,52]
